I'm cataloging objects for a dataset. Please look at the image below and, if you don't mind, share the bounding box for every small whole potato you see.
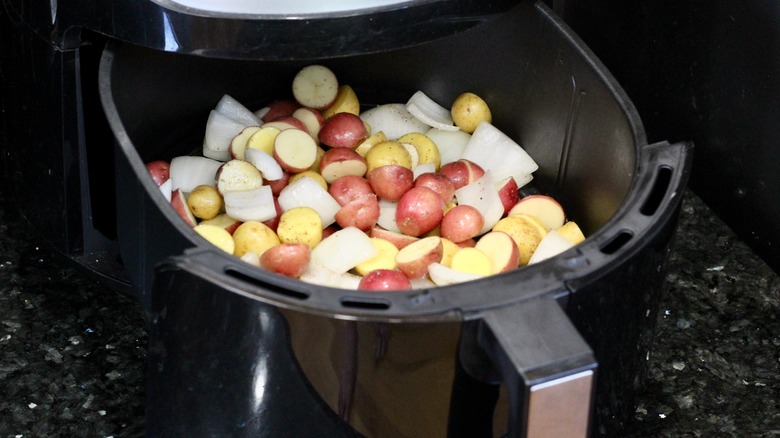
[232,221,281,258]
[365,140,413,173]
[451,92,492,134]
[277,206,323,248]
[186,185,223,220]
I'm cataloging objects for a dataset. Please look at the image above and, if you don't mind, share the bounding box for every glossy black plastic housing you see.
[3,0,518,60]
[100,2,692,436]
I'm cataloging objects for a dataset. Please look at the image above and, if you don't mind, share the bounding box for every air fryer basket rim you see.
[99,0,692,322]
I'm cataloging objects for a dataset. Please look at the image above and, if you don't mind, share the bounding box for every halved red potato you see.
[358,269,412,291]
[474,230,520,273]
[396,186,445,237]
[334,194,380,231]
[273,129,319,173]
[292,64,339,110]
[439,159,485,190]
[369,226,420,250]
[328,175,375,206]
[318,148,368,184]
[508,195,566,230]
[395,236,443,279]
[367,165,414,201]
[171,189,197,227]
[259,243,312,278]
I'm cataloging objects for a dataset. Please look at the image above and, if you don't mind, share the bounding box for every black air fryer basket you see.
[3,0,692,436]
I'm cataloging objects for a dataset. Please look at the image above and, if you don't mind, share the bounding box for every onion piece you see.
[425,128,471,166]
[158,179,172,203]
[413,162,436,180]
[254,107,271,120]
[223,185,276,222]
[406,91,459,131]
[528,230,575,265]
[278,176,340,227]
[460,121,538,185]
[169,155,223,192]
[299,261,362,289]
[360,104,430,140]
[311,227,378,274]
[203,110,247,161]
[428,262,485,286]
[215,94,262,126]
[377,199,401,232]
[245,148,283,181]
[455,171,504,235]
[409,277,436,289]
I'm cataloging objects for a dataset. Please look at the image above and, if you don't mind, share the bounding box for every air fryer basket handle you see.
[479,296,596,438]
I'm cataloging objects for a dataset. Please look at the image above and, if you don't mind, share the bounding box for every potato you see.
[440,204,484,243]
[355,131,388,157]
[440,237,460,267]
[232,221,281,258]
[556,221,586,244]
[277,206,323,248]
[259,243,312,278]
[146,160,170,186]
[354,237,400,276]
[397,132,441,170]
[318,112,368,148]
[414,172,456,203]
[186,184,223,220]
[289,170,328,191]
[492,214,547,266]
[395,186,445,237]
[366,165,413,202]
[261,99,301,123]
[451,92,492,133]
[358,269,412,291]
[329,175,375,206]
[474,230,520,273]
[439,159,485,190]
[319,147,368,184]
[322,84,361,118]
[193,224,235,254]
[450,247,492,276]
[335,194,380,231]
[365,140,413,173]
[292,64,339,110]
[395,236,443,279]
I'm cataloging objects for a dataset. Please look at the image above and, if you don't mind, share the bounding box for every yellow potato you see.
[450,247,492,276]
[276,206,323,248]
[354,237,399,276]
[308,146,327,174]
[289,170,328,191]
[232,221,281,258]
[355,131,388,157]
[492,215,547,266]
[557,221,586,244]
[397,132,441,170]
[246,125,282,155]
[322,85,361,118]
[439,237,460,268]
[186,185,223,220]
[193,224,235,254]
[365,140,413,173]
[451,92,492,134]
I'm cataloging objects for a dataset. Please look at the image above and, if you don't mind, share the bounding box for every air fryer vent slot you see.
[340,297,391,310]
[640,166,673,216]
[225,268,310,301]
[599,230,633,255]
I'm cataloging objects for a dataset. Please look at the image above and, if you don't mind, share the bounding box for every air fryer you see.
[1,1,692,437]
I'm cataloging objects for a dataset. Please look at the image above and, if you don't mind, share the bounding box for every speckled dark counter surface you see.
[1,185,779,437]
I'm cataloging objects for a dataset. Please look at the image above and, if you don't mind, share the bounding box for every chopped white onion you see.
[245,148,283,181]
[299,261,362,289]
[460,121,538,184]
[215,94,262,126]
[278,177,340,227]
[169,155,222,192]
[428,262,485,286]
[425,128,471,166]
[223,185,276,222]
[359,103,430,140]
[455,171,505,235]
[376,199,400,232]
[203,110,246,161]
[528,230,575,265]
[158,179,172,203]
[406,91,459,131]
[311,227,378,274]
[254,106,271,120]
[412,162,436,180]
[410,277,436,289]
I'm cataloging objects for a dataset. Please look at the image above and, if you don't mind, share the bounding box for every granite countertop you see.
[1,186,779,437]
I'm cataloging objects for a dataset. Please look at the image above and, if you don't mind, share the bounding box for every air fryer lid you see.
[3,0,519,59]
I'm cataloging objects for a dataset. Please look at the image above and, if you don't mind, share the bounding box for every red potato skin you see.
[395,187,445,237]
[319,148,368,182]
[318,112,369,148]
[328,175,375,206]
[259,243,311,278]
[358,269,412,291]
[414,172,457,203]
[456,238,477,248]
[496,177,520,216]
[369,226,420,250]
[146,160,170,186]
[170,189,197,227]
[440,204,484,243]
[439,159,486,190]
[265,171,291,196]
[367,165,414,201]
[262,100,301,123]
[335,194,380,231]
